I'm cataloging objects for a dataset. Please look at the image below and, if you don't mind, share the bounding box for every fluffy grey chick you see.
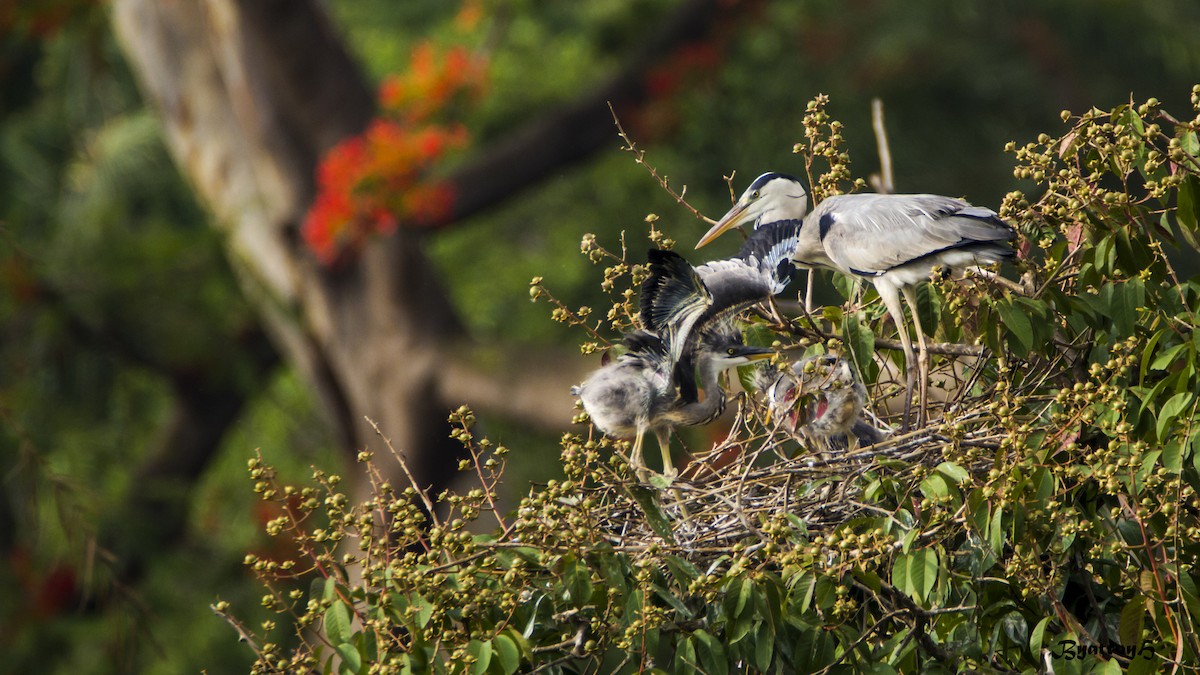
[757,354,886,452]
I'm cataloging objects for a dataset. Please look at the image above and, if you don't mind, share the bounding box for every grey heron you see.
[697,172,1016,429]
[757,354,886,452]
[573,328,771,479]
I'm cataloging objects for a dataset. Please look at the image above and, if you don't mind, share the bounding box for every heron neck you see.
[668,355,729,426]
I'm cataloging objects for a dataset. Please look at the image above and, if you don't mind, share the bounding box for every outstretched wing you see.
[691,220,797,328]
[640,249,712,364]
[816,194,1015,276]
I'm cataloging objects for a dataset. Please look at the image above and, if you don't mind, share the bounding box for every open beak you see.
[696,200,751,249]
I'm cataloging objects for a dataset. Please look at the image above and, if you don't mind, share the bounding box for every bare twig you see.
[609,102,717,225]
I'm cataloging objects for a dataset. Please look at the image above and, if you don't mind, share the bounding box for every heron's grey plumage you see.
[574,328,770,478]
[699,172,1017,429]
[641,221,797,359]
[578,222,801,479]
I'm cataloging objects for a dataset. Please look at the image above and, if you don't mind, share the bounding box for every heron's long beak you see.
[696,200,751,249]
[735,345,775,361]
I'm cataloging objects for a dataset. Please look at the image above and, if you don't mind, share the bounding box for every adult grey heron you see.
[697,172,1016,429]
[573,328,771,479]
[757,354,886,452]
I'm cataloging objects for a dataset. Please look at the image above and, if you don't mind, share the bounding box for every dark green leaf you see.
[996,298,1034,356]
[561,555,594,609]
[754,621,774,671]
[1157,391,1194,441]
[492,634,520,675]
[673,636,697,674]
[693,629,728,675]
[1118,595,1145,647]
[629,486,676,543]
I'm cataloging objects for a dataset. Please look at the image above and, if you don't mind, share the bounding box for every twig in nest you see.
[608,101,716,225]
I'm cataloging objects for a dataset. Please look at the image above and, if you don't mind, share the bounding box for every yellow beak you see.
[695,200,752,249]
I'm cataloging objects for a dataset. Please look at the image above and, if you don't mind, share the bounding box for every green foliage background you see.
[231,93,1200,674]
[3,0,1200,672]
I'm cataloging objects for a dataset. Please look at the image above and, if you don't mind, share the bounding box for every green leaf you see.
[500,627,533,663]
[629,486,676,543]
[335,642,362,675]
[1178,174,1200,244]
[1118,595,1146,646]
[692,629,729,675]
[561,554,594,609]
[844,311,876,380]
[793,572,816,614]
[324,600,353,647]
[673,636,697,674]
[754,621,775,671]
[1157,391,1194,441]
[920,473,950,501]
[891,553,910,598]
[988,507,1004,556]
[665,555,700,587]
[722,577,747,620]
[412,594,433,629]
[653,582,694,619]
[466,639,492,675]
[1150,343,1189,372]
[906,548,938,604]
[996,298,1034,357]
[492,634,520,675]
[936,461,970,485]
[1029,616,1053,655]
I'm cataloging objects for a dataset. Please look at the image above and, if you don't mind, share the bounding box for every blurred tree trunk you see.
[110,0,723,496]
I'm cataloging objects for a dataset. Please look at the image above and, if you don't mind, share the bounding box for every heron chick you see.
[757,354,886,452]
[698,172,1016,429]
[573,329,770,479]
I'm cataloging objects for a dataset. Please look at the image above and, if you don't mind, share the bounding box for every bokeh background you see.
[2,0,1198,672]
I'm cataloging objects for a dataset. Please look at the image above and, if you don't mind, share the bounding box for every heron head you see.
[700,330,774,369]
[696,172,809,248]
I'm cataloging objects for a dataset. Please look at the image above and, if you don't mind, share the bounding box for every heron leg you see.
[654,427,677,478]
[878,285,915,432]
[901,286,930,428]
[630,429,651,482]
[654,427,692,522]
[804,269,815,314]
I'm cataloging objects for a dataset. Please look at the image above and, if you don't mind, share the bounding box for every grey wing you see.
[640,250,713,364]
[816,194,1015,276]
[695,257,789,316]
